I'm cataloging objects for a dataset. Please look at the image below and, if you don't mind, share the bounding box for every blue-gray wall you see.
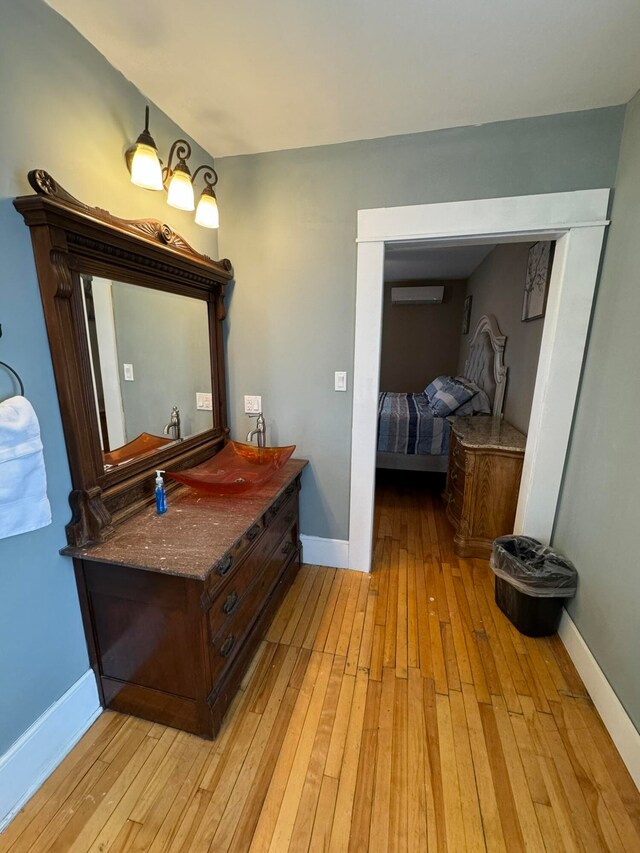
[217,108,625,541]
[0,0,219,754]
[458,242,543,434]
[554,90,640,729]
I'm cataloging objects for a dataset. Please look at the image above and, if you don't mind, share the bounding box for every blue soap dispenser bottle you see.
[155,470,167,515]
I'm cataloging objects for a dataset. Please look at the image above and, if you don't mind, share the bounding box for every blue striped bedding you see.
[377,392,451,456]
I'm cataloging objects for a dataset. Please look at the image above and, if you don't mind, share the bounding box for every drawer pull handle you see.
[222,591,238,615]
[450,469,458,483]
[247,524,261,542]
[282,540,295,556]
[270,485,296,517]
[220,634,235,658]
[217,555,233,577]
[269,499,283,517]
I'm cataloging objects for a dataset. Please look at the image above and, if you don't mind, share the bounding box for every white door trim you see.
[349,190,610,572]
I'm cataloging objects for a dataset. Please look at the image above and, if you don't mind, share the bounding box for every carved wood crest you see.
[27,170,234,275]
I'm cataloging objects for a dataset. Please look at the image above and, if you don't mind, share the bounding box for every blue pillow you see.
[424,375,448,400]
[453,377,492,415]
[425,376,474,417]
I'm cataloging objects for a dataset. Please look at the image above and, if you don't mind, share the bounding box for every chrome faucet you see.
[163,406,181,440]
[246,412,266,447]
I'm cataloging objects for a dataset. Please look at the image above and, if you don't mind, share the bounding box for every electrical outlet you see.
[334,371,347,391]
[196,392,213,411]
[244,395,262,414]
[123,363,134,381]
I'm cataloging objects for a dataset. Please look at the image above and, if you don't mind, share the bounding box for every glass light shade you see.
[195,190,219,229]
[130,143,163,190]
[167,167,195,211]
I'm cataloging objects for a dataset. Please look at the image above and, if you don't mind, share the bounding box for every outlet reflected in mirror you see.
[81,275,214,469]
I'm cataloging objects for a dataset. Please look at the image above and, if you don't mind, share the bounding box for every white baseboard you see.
[558,610,640,790]
[0,669,101,832]
[300,535,353,571]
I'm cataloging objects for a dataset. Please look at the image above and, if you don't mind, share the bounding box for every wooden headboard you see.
[463,314,508,417]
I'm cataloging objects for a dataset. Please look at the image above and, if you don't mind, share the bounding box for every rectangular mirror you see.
[81,276,214,469]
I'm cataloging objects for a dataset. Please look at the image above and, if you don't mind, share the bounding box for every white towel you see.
[0,396,52,539]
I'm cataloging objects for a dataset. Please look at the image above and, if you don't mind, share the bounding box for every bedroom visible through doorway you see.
[349,190,610,574]
[374,238,553,558]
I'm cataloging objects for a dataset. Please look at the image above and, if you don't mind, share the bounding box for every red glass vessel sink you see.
[166,440,296,496]
[103,432,174,468]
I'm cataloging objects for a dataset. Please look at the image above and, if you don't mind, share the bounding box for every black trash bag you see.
[490,536,578,599]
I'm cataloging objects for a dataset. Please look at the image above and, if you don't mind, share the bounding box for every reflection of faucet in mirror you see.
[163,406,181,440]
[246,412,266,448]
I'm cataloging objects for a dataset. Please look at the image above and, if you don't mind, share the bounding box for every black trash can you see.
[490,536,578,637]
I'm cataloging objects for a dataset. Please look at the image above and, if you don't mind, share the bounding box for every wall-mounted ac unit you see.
[391,285,444,305]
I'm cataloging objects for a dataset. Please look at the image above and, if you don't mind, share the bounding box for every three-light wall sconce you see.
[126,106,219,229]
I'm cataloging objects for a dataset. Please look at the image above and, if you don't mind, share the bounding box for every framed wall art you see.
[522,241,554,321]
[462,294,472,335]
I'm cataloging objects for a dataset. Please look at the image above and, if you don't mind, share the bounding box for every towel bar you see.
[0,361,25,397]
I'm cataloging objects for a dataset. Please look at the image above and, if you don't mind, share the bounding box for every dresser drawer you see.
[206,488,299,638]
[448,460,466,494]
[208,544,301,730]
[449,479,465,522]
[266,482,298,527]
[446,435,466,525]
[202,534,262,611]
[204,482,299,606]
[227,517,266,566]
[207,537,272,637]
[208,525,298,686]
[450,435,466,473]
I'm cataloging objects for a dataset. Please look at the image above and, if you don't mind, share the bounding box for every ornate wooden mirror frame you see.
[14,170,234,548]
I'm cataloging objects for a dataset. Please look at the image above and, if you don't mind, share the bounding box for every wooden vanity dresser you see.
[66,462,306,738]
[444,416,526,558]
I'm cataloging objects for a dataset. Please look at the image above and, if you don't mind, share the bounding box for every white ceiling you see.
[384,243,495,282]
[47,0,640,158]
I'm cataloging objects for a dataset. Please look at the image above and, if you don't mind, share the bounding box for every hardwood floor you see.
[3,471,640,852]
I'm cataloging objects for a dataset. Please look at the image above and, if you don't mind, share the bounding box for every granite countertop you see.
[448,416,526,453]
[63,459,307,581]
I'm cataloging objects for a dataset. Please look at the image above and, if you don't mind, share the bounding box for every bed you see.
[376,314,507,473]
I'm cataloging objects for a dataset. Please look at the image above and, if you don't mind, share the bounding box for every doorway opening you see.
[374,237,552,560]
[348,191,610,572]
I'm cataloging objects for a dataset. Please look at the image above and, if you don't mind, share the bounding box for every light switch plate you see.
[196,392,213,411]
[334,371,347,391]
[123,363,134,381]
[244,395,262,414]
